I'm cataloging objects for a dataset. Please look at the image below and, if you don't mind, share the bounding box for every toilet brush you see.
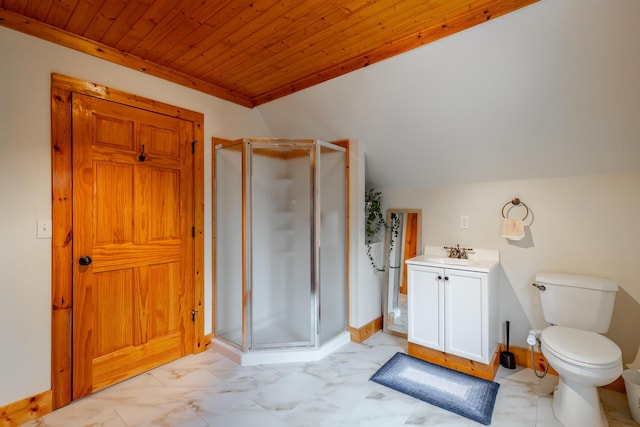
[500,320,516,369]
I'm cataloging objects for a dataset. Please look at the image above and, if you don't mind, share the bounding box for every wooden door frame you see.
[51,74,205,409]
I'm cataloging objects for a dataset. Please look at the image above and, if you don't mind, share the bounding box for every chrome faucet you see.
[444,244,473,259]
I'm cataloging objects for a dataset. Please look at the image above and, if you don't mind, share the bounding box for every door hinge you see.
[191,140,198,154]
[191,309,198,322]
[192,226,195,237]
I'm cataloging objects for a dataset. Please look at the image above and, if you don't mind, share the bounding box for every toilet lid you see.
[541,326,621,369]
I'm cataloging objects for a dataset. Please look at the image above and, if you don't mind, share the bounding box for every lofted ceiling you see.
[0,0,537,108]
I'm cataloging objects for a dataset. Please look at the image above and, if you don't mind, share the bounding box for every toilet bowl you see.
[533,272,622,427]
[541,326,622,427]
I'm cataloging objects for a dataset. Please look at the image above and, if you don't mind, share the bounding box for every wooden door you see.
[72,93,194,399]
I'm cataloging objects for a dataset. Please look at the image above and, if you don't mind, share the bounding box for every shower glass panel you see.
[250,143,313,348]
[214,142,243,347]
[318,143,347,345]
[214,138,347,354]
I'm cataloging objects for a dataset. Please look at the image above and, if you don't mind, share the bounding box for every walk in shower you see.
[212,138,349,365]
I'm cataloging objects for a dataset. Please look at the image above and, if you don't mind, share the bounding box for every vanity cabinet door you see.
[444,269,488,363]
[407,265,444,351]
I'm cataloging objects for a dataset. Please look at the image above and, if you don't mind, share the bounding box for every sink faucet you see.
[444,244,473,259]
[459,247,473,259]
[444,245,460,258]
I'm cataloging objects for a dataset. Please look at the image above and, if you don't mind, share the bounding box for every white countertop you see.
[406,246,500,273]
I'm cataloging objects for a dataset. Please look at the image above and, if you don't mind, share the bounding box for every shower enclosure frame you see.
[212,137,349,354]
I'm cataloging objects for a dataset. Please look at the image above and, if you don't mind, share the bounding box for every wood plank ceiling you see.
[0,0,538,108]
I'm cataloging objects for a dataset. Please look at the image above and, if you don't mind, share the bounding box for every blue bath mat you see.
[370,352,500,425]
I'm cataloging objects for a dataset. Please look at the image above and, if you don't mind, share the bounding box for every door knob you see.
[78,256,92,266]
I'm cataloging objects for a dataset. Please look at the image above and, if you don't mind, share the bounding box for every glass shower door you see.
[318,142,347,345]
[249,142,314,349]
[214,142,244,348]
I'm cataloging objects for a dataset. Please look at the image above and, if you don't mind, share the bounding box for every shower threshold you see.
[211,331,351,366]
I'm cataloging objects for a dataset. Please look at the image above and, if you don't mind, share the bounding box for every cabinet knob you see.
[437,275,442,280]
[444,276,449,281]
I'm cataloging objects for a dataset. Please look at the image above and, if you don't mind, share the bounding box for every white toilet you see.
[534,272,622,427]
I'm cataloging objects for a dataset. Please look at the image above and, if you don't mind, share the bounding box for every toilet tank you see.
[535,272,618,333]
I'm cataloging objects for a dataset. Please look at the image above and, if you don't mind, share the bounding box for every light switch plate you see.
[37,219,52,239]
[460,215,469,229]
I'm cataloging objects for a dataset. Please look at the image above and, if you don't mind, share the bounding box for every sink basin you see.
[407,246,500,272]
[423,257,476,266]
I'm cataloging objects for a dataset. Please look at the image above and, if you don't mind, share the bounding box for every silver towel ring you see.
[501,198,529,221]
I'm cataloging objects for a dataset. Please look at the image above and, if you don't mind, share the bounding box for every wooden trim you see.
[499,343,558,375]
[51,74,206,121]
[0,390,52,427]
[203,333,214,350]
[408,341,626,392]
[51,85,73,408]
[349,316,383,344]
[51,74,205,409]
[408,342,501,381]
[605,376,627,394]
[0,9,254,108]
[192,112,205,354]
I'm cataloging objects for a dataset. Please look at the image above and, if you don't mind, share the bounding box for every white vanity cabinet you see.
[407,251,498,365]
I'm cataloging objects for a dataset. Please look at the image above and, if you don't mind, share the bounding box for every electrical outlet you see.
[460,215,469,229]
[37,219,52,239]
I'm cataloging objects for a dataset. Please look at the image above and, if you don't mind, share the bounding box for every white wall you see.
[347,140,385,328]
[0,27,274,407]
[382,173,640,365]
[257,0,640,189]
[256,0,640,361]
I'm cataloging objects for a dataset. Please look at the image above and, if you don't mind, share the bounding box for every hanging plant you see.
[365,188,384,243]
[365,188,401,272]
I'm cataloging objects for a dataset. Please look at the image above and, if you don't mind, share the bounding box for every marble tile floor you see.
[24,332,637,427]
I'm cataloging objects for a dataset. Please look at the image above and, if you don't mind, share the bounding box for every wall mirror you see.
[383,208,421,337]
